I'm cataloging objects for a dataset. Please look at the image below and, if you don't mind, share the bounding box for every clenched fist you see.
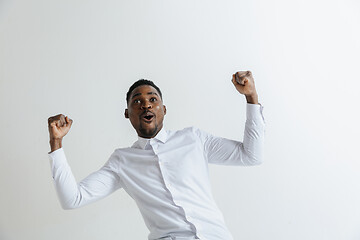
[231,71,258,104]
[48,114,73,152]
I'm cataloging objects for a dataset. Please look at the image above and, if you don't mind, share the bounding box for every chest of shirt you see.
[111,133,211,197]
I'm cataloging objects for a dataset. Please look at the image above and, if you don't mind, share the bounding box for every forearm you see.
[242,103,265,164]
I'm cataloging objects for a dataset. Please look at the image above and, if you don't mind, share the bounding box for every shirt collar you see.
[132,127,168,149]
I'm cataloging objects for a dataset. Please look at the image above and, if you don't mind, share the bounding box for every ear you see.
[163,105,167,115]
[124,109,129,119]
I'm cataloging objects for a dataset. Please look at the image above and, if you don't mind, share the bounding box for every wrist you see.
[49,138,63,152]
[245,92,258,104]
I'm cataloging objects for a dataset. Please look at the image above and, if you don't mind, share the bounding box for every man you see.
[47,71,265,240]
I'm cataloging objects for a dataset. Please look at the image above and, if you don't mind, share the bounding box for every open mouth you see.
[144,115,153,121]
[142,112,155,122]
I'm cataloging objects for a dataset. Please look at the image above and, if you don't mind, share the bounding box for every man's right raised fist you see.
[48,114,73,140]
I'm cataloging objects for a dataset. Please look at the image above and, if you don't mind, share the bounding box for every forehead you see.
[131,85,160,98]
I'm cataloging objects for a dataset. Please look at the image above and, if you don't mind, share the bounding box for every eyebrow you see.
[131,92,159,99]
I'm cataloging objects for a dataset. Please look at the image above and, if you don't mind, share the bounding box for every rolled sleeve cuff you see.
[246,103,265,123]
[48,148,67,167]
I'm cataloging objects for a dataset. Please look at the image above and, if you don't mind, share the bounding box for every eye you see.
[133,99,141,104]
[150,97,157,102]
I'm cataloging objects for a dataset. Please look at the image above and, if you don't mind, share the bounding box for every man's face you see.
[125,85,166,139]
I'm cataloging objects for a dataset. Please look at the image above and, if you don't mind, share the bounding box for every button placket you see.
[166,182,172,191]
[151,139,189,230]
[161,166,173,192]
[153,143,172,194]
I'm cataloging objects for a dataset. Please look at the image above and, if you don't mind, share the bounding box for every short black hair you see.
[126,79,163,104]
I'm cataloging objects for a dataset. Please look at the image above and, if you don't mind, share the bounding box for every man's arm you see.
[200,71,265,166]
[47,114,121,209]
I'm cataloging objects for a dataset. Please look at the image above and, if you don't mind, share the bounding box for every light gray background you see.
[1,0,359,239]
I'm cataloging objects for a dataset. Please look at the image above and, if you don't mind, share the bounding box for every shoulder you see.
[112,147,135,157]
[167,126,211,141]
[167,126,200,136]
[104,146,143,170]
[105,147,133,163]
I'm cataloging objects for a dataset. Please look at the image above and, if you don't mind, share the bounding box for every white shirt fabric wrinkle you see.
[48,103,265,240]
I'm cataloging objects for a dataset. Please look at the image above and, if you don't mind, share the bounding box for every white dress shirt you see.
[48,103,265,240]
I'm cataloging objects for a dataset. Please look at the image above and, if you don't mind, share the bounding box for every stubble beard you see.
[139,122,158,138]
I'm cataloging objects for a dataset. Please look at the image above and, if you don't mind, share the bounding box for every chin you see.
[139,127,158,138]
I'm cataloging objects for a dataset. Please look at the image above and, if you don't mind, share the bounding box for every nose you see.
[140,100,153,110]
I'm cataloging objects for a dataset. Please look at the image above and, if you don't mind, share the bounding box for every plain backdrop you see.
[1,0,359,239]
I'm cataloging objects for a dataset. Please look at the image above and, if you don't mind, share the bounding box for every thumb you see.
[65,116,73,127]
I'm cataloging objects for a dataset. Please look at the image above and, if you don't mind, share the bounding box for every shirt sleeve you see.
[48,148,122,209]
[197,103,265,166]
